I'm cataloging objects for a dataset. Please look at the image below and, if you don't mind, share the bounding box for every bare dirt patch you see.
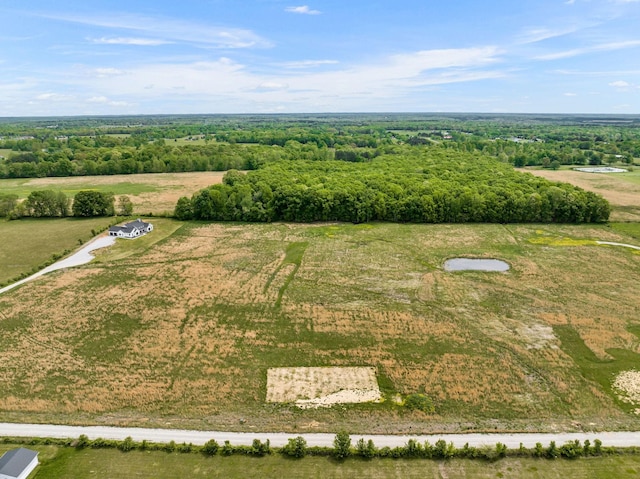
[266,367,382,408]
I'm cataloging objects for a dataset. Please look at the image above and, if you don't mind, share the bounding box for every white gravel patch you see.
[613,370,640,406]
[266,367,382,408]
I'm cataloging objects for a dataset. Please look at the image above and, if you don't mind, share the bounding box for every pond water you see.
[574,167,628,173]
[444,258,510,272]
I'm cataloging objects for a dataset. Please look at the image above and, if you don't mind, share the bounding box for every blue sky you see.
[1,0,639,116]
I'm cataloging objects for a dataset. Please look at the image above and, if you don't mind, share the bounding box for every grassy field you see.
[0,171,225,215]
[2,445,640,478]
[0,217,115,285]
[526,168,640,221]
[0,221,638,433]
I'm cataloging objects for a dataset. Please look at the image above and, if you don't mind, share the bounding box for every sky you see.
[1,0,639,116]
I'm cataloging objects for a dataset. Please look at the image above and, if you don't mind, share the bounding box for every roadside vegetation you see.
[2,436,640,479]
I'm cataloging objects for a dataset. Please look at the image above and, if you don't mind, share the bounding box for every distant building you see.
[0,448,39,479]
[108,218,154,239]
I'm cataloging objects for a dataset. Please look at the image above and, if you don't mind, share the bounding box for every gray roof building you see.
[0,448,39,479]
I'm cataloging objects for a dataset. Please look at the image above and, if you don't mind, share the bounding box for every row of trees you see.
[177,151,611,224]
[15,433,615,462]
[0,191,132,219]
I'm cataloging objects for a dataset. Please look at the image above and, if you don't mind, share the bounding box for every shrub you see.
[594,439,602,456]
[202,439,219,456]
[356,438,377,459]
[118,436,136,452]
[75,434,90,449]
[177,442,193,453]
[221,440,234,456]
[333,431,352,460]
[281,436,307,458]
[546,441,558,459]
[404,394,435,413]
[249,439,271,457]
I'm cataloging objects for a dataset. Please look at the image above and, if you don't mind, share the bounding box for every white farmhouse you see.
[108,218,154,239]
[0,448,39,479]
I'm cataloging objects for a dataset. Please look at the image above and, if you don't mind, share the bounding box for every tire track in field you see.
[263,242,308,308]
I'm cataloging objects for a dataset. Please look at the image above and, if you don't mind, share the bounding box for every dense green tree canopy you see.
[180,148,610,224]
[72,190,115,217]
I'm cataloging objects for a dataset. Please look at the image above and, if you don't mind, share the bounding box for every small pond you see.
[444,258,510,272]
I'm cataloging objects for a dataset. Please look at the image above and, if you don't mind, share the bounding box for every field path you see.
[1,423,639,448]
[596,241,640,251]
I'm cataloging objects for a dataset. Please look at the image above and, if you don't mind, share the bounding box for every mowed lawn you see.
[2,445,640,479]
[0,217,114,285]
[0,221,638,433]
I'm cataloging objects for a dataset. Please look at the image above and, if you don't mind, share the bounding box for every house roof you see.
[0,448,38,478]
[126,219,150,229]
[108,219,150,233]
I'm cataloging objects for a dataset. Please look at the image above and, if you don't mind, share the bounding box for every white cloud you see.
[518,26,580,44]
[609,80,631,87]
[564,92,578,96]
[89,37,171,46]
[281,59,339,69]
[35,93,73,101]
[65,47,503,108]
[87,95,131,106]
[535,39,640,60]
[285,6,322,15]
[38,12,272,49]
[92,67,126,77]
[255,82,289,91]
[1,44,505,114]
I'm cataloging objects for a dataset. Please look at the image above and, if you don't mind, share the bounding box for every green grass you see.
[553,325,640,413]
[616,169,640,186]
[0,217,114,284]
[2,445,639,479]
[92,218,184,263]
[0,178,157,199]
[170,136,208,145]
[609,223,640,242]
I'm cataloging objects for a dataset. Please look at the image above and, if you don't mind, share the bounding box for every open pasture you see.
[0,221,638,433]
[0,217,114,285]
[526,168,640,221]
[0,171,225,215]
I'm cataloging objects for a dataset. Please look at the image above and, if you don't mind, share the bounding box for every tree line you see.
[2,114,637,180]
[176,149,611,224]
[0,190,132,219]
[6,433,623,463]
